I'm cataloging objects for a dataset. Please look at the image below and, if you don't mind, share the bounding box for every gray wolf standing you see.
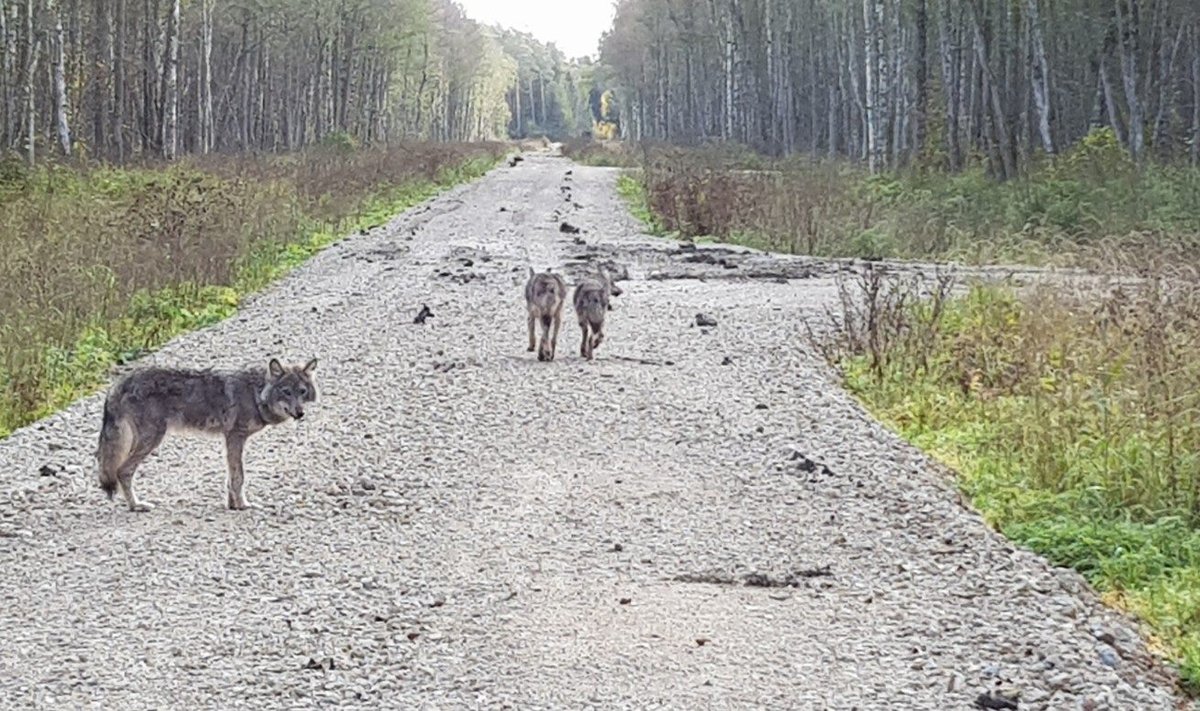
[573,267,623,361]
[96,358,318,512]
[525,267,567,361]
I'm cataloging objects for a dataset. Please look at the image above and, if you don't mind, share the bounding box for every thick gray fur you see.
[95,357,318,512]
[572,267,623,361]
[525,267,567,361]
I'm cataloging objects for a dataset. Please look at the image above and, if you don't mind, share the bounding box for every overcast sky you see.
[456,0,615,59]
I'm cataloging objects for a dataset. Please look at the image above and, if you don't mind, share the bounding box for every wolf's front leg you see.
[224,432,256,510]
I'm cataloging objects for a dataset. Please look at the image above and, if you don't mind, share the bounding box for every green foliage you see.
[0,143,505,436]
[498,28,592,140]
[849,227,898,260]
[615,173,663,234]
[0,153,29,195]
[825,274,1200,692]
[318,131,359,154]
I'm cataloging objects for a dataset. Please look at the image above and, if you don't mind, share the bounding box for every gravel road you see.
[0,152,1192,710]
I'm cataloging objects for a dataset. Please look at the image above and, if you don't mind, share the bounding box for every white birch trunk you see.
[161,0,177,158]
[50,0,69,155]
[1025,0,1054,154]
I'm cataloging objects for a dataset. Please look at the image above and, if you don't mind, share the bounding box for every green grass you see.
[829,278,1200,693]
[615,173,665,235]
[0,146,503,436]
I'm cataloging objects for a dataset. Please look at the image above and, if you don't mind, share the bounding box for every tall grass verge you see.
[814,266,1200,692]
[0,142,506,435]
[622,130,1200,266]
[560,138,641,168]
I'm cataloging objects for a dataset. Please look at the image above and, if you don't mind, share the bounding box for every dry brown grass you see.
[627,134,1200,266]
[560,138,641,167]
[814,260,1200,690]
[0,142,506,432]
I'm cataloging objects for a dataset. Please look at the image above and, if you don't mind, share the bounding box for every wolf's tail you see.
[96,397,128,499]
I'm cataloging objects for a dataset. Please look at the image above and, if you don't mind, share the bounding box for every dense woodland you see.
[599,0,1200,174]
[0,0,605,163]
[7,0,1200,175]
[498,28,605,140]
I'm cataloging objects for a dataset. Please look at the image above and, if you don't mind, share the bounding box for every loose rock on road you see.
[0,153,1190,709]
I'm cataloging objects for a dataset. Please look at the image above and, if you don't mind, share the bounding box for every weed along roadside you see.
[0,143,506,438]
[609,140,1200,694]
[812,270,1200,692]
[837,274,1199,696]
[608,132,1200,269]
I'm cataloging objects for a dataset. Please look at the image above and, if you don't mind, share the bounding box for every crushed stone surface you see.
[0,153,1191,710]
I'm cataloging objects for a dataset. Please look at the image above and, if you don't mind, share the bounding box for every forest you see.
[0,0,603,162]
[599,0,1200,175]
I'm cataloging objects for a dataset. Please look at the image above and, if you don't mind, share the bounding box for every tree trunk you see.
[723,3,733,139]
[112,0,123,159]
[1,0,10,148]
[50,0,70,155]
[513,73,521,136]
[140,0,155,153]
[937,0,962,170]
[159,0,176,158]
[913,0,928,162]
[1151,24,1183,156]
[968,0,1015,179]
[23,0,34,164]
[1098,49,1126,145]
[844,12,866,161]
[1192,26,1199,166]
[862,0,883,171]
[90,0,107,156]
[199,0,211,153]
[1025,0,1054,155]
[1113,0,1144,162]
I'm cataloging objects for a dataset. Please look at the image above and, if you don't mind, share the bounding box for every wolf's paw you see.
[129,502,155,513]
[228,500,260,511]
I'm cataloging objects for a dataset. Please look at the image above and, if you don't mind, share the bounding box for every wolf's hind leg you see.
[117,422,166,512]
[550,311,562,360]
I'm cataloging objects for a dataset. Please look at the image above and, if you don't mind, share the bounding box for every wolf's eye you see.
[279,387,292,397]
[298,386,309,397]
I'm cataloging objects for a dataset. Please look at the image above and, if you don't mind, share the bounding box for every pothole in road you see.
[673,568,833,588]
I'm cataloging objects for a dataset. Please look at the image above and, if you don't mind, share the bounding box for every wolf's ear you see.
[303,357,318,373]
[528,266,535,277]
[268,358,285,379]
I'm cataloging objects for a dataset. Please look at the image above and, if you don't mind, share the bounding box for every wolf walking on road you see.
[525,267,567,361]
[96,357,318,512]
[573,267,623,361]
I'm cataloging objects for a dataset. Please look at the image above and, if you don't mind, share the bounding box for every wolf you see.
[95,357,318,512]
[573,267,623,361]
[525,267,567,361]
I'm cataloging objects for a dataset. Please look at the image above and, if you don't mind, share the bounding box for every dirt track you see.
[0,153,1190,709]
